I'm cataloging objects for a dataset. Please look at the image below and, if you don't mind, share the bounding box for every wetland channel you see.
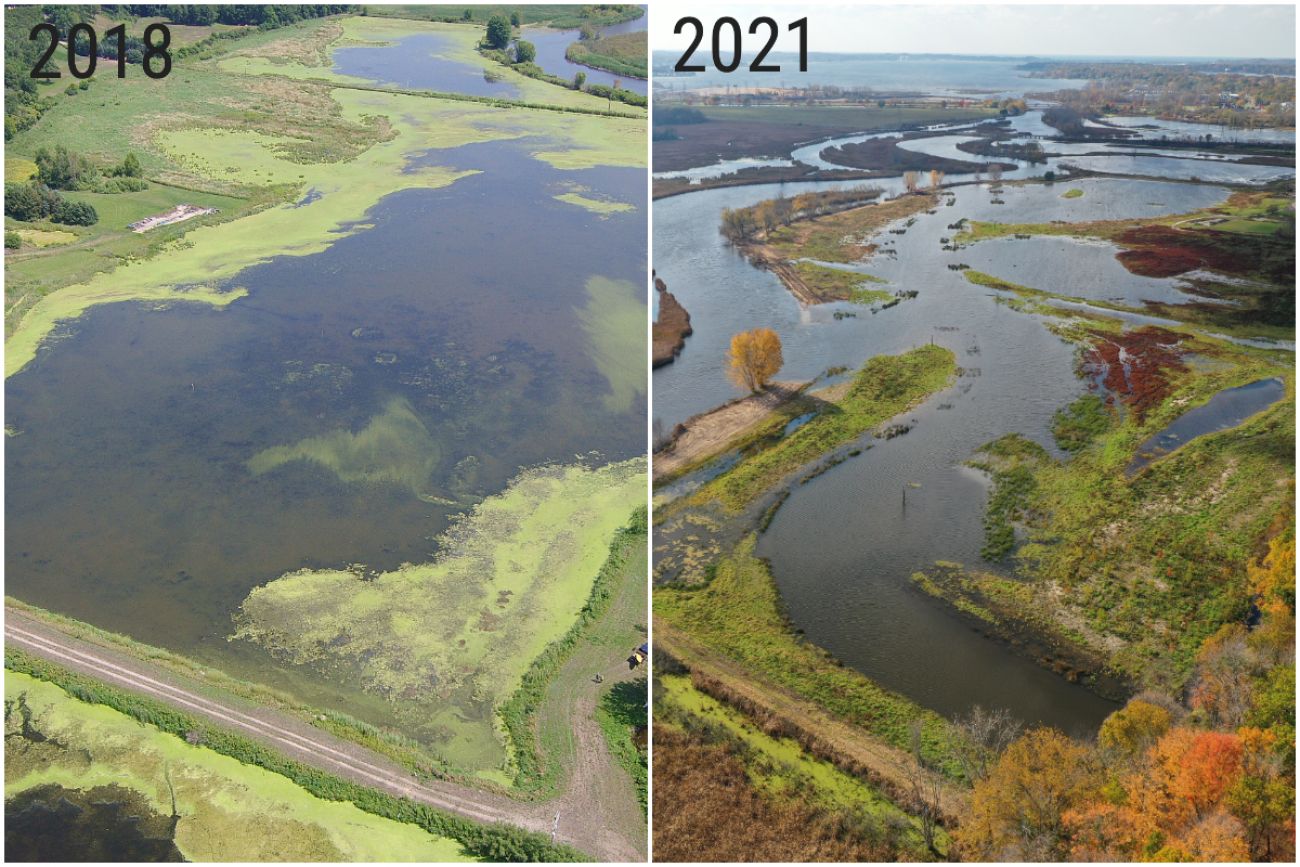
[653,112,1295,734]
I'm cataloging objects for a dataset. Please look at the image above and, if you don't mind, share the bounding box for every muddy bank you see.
[654,382,809,483]
[741,246,824,306]
[653,274,693,368]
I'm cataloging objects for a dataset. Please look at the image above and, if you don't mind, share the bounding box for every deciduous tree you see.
[1099,698,1172,758]
[726,328,783,393]
[958,728,1102,860]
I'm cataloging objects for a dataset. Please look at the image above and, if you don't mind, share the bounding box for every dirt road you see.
[5,605,643,860]
[655,619,968,823]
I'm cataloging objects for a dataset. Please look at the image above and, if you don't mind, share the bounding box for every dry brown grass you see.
[652,726,900,862]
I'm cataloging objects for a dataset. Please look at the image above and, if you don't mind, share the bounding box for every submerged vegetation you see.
[247,395,444,495]
[577,276,648,413]
[234,458,646,776]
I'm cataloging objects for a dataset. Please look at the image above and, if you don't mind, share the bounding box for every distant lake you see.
[653,53,1088,97]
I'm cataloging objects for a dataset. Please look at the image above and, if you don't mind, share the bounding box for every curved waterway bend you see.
[654,174,1255,733]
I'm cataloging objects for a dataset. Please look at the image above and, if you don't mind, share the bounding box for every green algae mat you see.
[234,457,647,780]
[5,672,475,862]
[5,14,645,376]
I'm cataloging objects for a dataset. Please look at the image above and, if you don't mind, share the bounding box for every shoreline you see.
[651,274,693,368]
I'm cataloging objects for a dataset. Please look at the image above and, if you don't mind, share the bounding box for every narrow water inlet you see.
[1127,377,1286,475]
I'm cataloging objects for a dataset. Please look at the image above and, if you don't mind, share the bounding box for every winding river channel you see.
[654,111,1294,733]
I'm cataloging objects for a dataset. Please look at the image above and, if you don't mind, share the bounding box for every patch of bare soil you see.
[654,382,808,482]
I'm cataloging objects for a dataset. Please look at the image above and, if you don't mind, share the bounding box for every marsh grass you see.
[694,345,956,511]
[655,537,959,775]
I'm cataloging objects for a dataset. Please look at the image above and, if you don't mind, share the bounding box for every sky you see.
[650,3,1298,59]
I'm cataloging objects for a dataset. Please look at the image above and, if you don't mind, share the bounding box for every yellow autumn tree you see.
[958,728,1102,860]
[726,327,783,393]
[1098,698,1173,758]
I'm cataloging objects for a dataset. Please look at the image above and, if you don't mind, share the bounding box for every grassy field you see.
[790,260,892,304]
[692,345,956,511]
[565,30,646,79]
[89,12,248,46]
[234,458,646,781]
[765,193,937,263]
[1010,346,1291,689]
[367,5,644,28]
[5,672,473,862]
[596,678,648,814]
[950,256,1295,691]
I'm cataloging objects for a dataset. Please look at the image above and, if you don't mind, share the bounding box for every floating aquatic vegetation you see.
[232,457,646,767]
[246,395,442,494]
[577,276,647,414]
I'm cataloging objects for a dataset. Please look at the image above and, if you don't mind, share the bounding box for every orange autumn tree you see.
[726,327,783,393]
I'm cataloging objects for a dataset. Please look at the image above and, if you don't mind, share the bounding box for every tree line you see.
[720,186,884,243]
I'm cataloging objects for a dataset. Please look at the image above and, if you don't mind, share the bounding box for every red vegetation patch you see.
[1082,326,1187,420]
[1115,226,1252,278]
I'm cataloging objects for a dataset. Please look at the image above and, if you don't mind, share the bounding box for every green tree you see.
[462,8,472,21]
[514,40,535,64]
[35,145,97,191]
[485,14,511,49]
[5,230,21,249]
[509,11,520,26]
[573,71,586,90]
[1098,699,1172,758]
[115,152,143,179]
[54,199,97,226]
